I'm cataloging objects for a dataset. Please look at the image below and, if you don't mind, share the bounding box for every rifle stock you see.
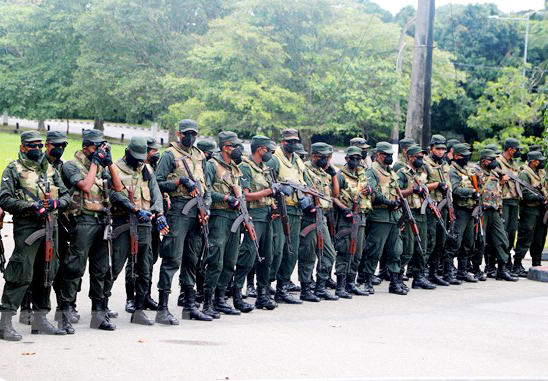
[231,185,263,263]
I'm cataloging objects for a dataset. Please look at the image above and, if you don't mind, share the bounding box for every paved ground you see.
[0,222,547,381]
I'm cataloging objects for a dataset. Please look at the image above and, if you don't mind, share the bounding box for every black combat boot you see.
[125,282,136,313]
[177,285,185,307]
[0,311,22,341]
[196,273,205,303]
[90,300,116,331]
[58,301,75,334]
[31,312,66,335]
[155,291,179,325]
[412,275,437,290]
[363,273,375,294]
[325,276,337,289]
[356,272,365,286]
[428,261,449,286]
[346,273,368,296]
[335,275,352,299]
[443,261,462,285]
[388,272,407,295]
[70,300,80,321]
[214,288,241,315]
[255,287,277,310]
[202,289,220,319]
[232,288,254,313]
[315,279,339,301]
[104,298,118,318]
[300,282,320,302]
[512,259,527,278]
[274,281,302,304]
[371,275,382,285]
[399,272,409,292]
[182,286,212,321]
[56,302,79,323]
[144,282,159,310]
[287,280,301,292]
[456,258,477,283]
[131,296,154,325]
[472,265,487,281]
[377,266,390,281]
[19,290,33,325]
[496,262,518,282]
[245,283,258,298]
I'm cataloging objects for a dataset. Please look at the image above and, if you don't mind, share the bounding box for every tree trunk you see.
[168,126,176,143]
[299,127,313,153]
[37,119,45,131]
[66,119,70,135]
[2,110,7,126]
[93,116,104,131]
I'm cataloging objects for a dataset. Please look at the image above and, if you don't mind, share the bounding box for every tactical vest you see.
[339,166,372,212]
[305,161,332,210]
[113,158,151,214]
[239,156,274,209]
[165,143,206,198]
[371,161,398,205]
[14,155,59,203]
[496,155,520,199]
[424,155,450,202]
[400,164,429,210]
[451,162,476,209]
[273,146,306,207]
[209,156,242,210]
[522,165,548,207]
[476,166,502,209]
[67,150,105,216]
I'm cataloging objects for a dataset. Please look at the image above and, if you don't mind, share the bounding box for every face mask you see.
[487,161,498,170]
[125,154,144,169]
[513,150,521,159]
[361,151,368,159]
[261,151,273,162]
[538,161,545,170]
[456,157,469,167]
[316,156,328,168]
[204,152,213,161]
[383,155,393,166]
[347,158,359,169]
[231,147,243,164]
[149,153,160,166]
[284,142,296,154]
[431,153,443,163]
[181,134,196,148]
[412,158,424,168]
[50,147,64,159]
[26,149,43,162]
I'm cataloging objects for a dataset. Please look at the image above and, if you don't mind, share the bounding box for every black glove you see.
[156,215,169,231]
[342,207,353,218]
[388,200,400,211]
[45,198,58,212]
[298,196,313,210]
[93,147,111,167]
[134,209,153,223]
[412,184,425,196]
[179,177,197,192]
[31,201,47,217]
[227,195,239,208]
[326,166,336,176]
[438,182,448,192]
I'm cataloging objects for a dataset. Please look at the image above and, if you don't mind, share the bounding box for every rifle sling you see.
[112,224,130,240]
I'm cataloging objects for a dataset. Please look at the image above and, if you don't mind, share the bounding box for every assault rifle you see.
[231,185,263,263]
[102,179,114,280]
[43,177,55,287]
[180,158,211,274]
[394,181,424,256]
[0,208,5,273]
[128,187,139,285]
[269,169,293,256]
[278,180,332,203]
[503,171,548,224]
[348,197,360,256]
[471,174,485,239]
[314,195,325,271]
[415,179,449,236]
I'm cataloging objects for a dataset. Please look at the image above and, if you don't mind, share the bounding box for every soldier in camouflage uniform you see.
[392,137,415,172]
[349,137,371,169]
[197,140,219,162]
[513,151,548,270]
[0,131,71,341]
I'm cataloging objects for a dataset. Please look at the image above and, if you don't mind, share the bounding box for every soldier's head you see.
[399,137,415,158]
[527,151,546,170]
[124,137,148,170]
[20,131,44,162]
[375,142,394,167]
[446,139,460,160]
[197,139,219,161]
[295,143,308,160]
[429,134,446,162]
[45,131,67,162]
[503,138,522,160]
[345,146,362,170]
[453,144,472,167]
[280,129,300,155]
[485,144,502,155]
[251,136,276,163]
[82,129,106,160]
[350,137,370,159]
[218,131,243,163]
[146,137,161,166]
[479,149,498,170]
[176,119,198,149]
[310,142,331,168]
[406,145,426,169]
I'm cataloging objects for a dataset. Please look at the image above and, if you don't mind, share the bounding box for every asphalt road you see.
[0,220,547,381]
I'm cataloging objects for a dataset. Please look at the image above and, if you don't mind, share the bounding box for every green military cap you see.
[504,138,522,150]
[485,144,502,155]
[406,144,426,156]
[528,144,542,152]
[295,143,308,155]
[480,149,497,160]
[218,131,242,146]
[281,128,300,141]
[197,139,219,153]
[178,119,198,133]
[429,134,446,148]
[127,136,148,160]
[446,139,460,151]
[453,143,471,156]
[20,130,42,143]
[251,135,276,150]
[46,131,67,144]
[528,151,546,161]
[350,137,370,149]
[82,129,105,145]
[376,141,393,155]
[146,137,161,150]
[346,146,362,157]
[399,137,415,149]
[311,142,331,155]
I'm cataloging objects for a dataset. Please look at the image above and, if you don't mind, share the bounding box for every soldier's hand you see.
[388,200,400,211]
[412,184,425,196]
[226,195,239,208]
[45,198,58,212]
[361,185,373,196]
[179,177,197,192]
[31,201,47,217]
[135,209,153,223]
[438,182,448,192]
[298,196,313,210]
[342,207,353,219]
[326,166,336,177]
[156,214,169,235]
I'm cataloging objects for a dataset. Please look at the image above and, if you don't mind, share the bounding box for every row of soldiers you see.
[0,121,545,341]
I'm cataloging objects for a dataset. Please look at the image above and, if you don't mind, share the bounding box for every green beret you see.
[295,143,308,155]
[453,143,471,156]
[406,145,426,156]
[376,141,393,155]
[429,134,446,148]
[178,119,198,133]
[349,137,370,149]
[82,129,105,145]
[485,144,502,155]
[480,149,497,160]
[399,137,415,149]
[146,137,162,150]
[21,131,42,143]
[46,131,67,144]
[218,131,242,147]
[281,128,299,141]
[446,139,460,150]
[127,137,148,160]
[528,151,546,161]
[251,135,276,151]
[311,142,331,155]
[197,139,219,153]
[504,138,521,150]
[346,146,362,157]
